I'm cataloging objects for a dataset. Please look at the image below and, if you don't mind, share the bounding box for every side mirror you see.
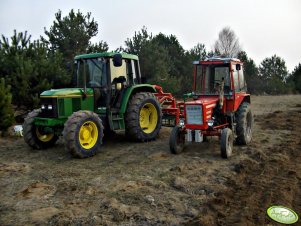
[113,54,122,67]
[236,64,241,71]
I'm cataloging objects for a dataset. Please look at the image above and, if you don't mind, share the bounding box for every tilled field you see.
[0,95,301,225]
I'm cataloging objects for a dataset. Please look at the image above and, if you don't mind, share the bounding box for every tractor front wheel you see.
[63,111,104,158]
[125,92,162,141]
[169,126,185,154]
[221,128,233,158]
[23,109,58,149]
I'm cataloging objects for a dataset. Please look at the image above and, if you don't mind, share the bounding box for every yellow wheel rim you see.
[79,121,98,149]
[139,103,158,134]
[36,128,54,142]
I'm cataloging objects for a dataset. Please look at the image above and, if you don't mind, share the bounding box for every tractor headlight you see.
[179,118,185,126]
[47,105,53,110]
[207,119,214,127]
[41,104,45,110]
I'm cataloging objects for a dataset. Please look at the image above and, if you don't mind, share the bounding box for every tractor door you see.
[231,62,247,111]
[110,58,138,109]
[76,58,108,110]
[110,58,127,109]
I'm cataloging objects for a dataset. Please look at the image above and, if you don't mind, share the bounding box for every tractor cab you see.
[74,53,142,110]
[194,59,232,95]
[192,57,249,113]
[194,58,245,94]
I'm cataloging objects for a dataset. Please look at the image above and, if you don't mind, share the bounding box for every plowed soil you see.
[0,95,301,226]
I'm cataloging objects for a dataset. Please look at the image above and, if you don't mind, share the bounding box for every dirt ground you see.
[0,95,301,226]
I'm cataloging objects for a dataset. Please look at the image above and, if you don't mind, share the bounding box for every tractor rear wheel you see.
[221,128,233,158]
[23,109,58,149]
[125,92,162,141]
[169,126,185,154]
[63,111,104,158]
[235,102,253,145]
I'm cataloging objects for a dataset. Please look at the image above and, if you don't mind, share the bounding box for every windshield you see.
[195,64,231,94]
[77,58,107,88]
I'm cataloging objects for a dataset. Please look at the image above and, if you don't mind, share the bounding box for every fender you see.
[234,93,251,111]
[119,84,157,114]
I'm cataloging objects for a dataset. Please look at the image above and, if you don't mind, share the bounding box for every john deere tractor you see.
[23,52,162,158]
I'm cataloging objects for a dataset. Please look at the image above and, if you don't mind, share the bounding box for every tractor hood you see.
[40,88,94,98]
[184,96,220,127]
[185,96,219,107]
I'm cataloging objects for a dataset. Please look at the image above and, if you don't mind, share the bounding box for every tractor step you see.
[108,110,125,131]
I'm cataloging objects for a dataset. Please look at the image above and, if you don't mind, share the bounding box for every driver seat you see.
[111,76,127,108]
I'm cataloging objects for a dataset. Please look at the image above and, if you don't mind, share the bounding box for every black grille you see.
[39,98,58,118]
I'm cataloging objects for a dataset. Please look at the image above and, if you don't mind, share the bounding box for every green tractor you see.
[23,52,162,158]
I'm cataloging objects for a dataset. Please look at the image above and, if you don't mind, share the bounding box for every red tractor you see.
[169,57,253,158]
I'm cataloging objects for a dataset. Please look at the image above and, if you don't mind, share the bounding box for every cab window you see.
[239,68,245,91]
[110,58,127,85]
[232,65,240,92]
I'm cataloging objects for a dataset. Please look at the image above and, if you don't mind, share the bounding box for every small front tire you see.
[169,126,185,154]
[221,128,233,159]
[23,109,58,149]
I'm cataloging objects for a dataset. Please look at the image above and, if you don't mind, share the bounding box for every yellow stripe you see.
[41,95,93,98]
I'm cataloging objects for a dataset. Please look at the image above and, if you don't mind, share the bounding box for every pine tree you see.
[42,9,100,64]
[0,31,68,109]
[0,78,14,133]
[259,55,289,94]
[289,63,301,93]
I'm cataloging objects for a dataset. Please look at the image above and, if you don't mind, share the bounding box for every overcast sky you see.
[0,0,300,72]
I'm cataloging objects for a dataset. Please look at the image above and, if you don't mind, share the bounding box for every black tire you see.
[221,128,233,159]
[235,102,253,145]
[169,126,185,154]
[23,109,58,149]
[203,136,209,142]
[63,111,104,158]
[125,92,162,141]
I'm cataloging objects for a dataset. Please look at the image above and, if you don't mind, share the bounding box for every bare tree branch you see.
[214,27,241,58]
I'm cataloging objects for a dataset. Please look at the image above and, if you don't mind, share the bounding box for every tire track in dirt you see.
[189,108,301,226]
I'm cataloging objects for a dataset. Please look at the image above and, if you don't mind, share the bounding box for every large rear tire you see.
[221,128,233,159]
[63,111,104,158]
[23,109,58,149]
[235,102,253,145]
[169,126,185,154]
[125,92,162,141]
